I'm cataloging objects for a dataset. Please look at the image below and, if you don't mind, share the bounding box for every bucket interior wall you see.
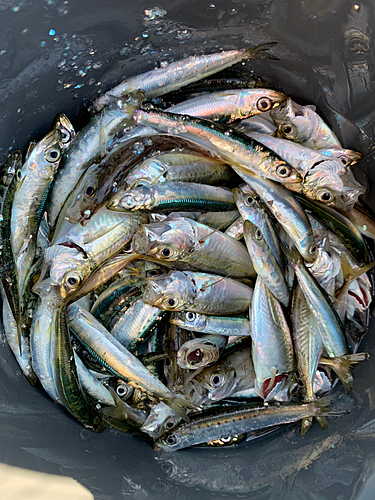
[0,1,375,499]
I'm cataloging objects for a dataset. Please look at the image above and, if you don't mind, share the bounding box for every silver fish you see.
[171,311,251,337]
[176,335,228,370]
[143,270,253,315]
[94,43,278,111]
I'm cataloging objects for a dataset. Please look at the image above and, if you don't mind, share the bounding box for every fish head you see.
[33,244,90,303]
[143,271,195,311]
[233,185,265,224]
[65,163,103,225]
[257,373,296,402]
[302,161,366,210]
[170,311,207,331]
[322,148,362,167]
[52,112,76,149]
[255,150,302,184]
[177,338,220,370]
[270,98,313,143]
[132,220,194,261]
[140,402,181,439]
[154,430,185,452]
[125,158,167,189]
[108,185,153,212]
[237,89,286,119]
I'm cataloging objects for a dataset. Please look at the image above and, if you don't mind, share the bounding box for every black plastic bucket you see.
[0,1,375,499]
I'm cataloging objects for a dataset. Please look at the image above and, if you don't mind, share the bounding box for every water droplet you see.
[40,41,46,47]
[92,61,102,70]
[49,29,56,36]
[229,8,237,14]
[209,3,216,8]
[363,225,367,231]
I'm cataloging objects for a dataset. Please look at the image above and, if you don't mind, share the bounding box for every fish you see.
[291,284,325,434]
[107,182,236,213]
[110,296,166,349]
[124,152,233,190]
[270,97,343,150]
[251,277,294,401]
[167,88,286,122]
[67,304,196,420]
[243,219,289,306]
[176,335,228,370]
[233,184,284,268]
[135,109,302,184]
[11,129,63,298]
[233,167,316,263]
[131,216,255,277]
[140,401,182,439]
[154,396,349,451]
[63,134,217,226]
[171,311,251,337]
[93,43,278,111]
[143,270,253,315]
[48,91,144,230]
[183,345,255,406]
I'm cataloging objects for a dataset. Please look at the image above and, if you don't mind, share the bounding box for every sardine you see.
[94,43,278,111]
[171,311,251,337]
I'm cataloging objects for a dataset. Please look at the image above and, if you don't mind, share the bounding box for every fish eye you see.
[318,191,333,203]
[165,434,177,445]
[244,195,255,207]
[290,383,299,395]
[210,374,224,387]
[122,93,131,102]
[309,244,317,254]
[60,129,70,143]
[66,273,81,288]
[147,269,159,277]
[16,169,22,181]
[167,298,177,308]
[116,384,129,398]
[162,247,171,257]
[255,228,263,240]
[45,147,61,163]
[257,97,272,112]
[281,125,293,135]
[85,185,96,198]
[276,164,291,178]
[338,156,348,165]
[165,419,175,430]
[186,312,196,322]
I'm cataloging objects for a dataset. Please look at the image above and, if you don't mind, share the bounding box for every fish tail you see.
[319,353,370,394]
[301,416,313,436]
[315,416,328,430]
[314,394,351,419]
[165,394,200,423]
[243,42,280,61]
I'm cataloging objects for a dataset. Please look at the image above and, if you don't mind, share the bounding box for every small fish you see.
[154,396,348,451]
[233,167,316,263]
[270,97,342,150]
[135,109,302,184]
[108,182,236,213]
[177,335,228,370]
[94,43,278,111]
[143,270,253,315]
[140,401,182,439]
[167,88,286,122]
[243,219,289,306]
[132,216,255,277]
[171,311,251,337]
[251,277,294,401]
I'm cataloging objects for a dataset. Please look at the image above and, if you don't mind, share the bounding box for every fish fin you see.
[314,394,351,418]
[243,42,280,61]
[336,255,374,300]
[301,416,313,436]
[165,394,200,423]
[315,415,328,430]
[319,353,370,394]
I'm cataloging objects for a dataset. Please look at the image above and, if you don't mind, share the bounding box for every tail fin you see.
[314,394,352,418]
[243,42,280,61]
[166,394,201,423]
[319,353,370,393]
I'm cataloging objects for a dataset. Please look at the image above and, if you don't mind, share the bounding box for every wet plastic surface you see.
[1,1,375,498]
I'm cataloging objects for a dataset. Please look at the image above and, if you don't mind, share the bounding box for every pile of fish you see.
[1,42,374,451]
